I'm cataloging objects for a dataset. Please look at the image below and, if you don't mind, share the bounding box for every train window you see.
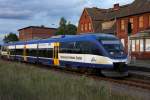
[32,50,36,56]
[60,42,80,54]
[72,48,81,54]
[47,48,53,58]
[10,49,16,55]
[15,49,23,55]
[97,37,117,41]
[38,48,53,58]
[26,49,29,56]
[38,49,46,57]
[2,46,7,51]
[92,47,101,55]
[60,41,101,55]
[60,42,67,53]
[26,49,37,57]
[76,41,102,55]
[60,42,76,53]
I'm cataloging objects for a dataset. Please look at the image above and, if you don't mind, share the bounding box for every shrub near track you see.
[0,60,136,100]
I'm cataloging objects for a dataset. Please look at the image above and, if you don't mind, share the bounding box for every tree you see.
[59,17,67,26]
[3,33,19,43]
[66,24,77,35]
[56,17,77,35]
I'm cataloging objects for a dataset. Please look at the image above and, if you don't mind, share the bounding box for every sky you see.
[0,0,134,43]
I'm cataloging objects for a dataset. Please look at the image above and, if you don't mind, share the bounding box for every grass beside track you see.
[0,60,137,100]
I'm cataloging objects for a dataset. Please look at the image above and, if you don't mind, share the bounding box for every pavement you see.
[128,60,150,79]
[128,71,150,80]
[128,60,150,72]
[129,60,150,68]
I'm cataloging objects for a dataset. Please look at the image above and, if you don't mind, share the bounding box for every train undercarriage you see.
[101,62,128,77]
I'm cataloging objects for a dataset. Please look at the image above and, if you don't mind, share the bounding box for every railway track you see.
[1,59,150,91]
[50,67,150,91]
[47,66,150,91]
[96,77,150,90]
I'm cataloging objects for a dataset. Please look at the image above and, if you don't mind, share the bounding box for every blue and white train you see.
[0,33,128,77]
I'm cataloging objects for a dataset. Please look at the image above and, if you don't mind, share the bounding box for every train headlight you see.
[121,51,124,55]
[110,52,114,55]
[107,58,113,64]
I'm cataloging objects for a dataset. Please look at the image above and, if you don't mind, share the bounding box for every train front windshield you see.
[102,41,123,52]
[98,37,124,55]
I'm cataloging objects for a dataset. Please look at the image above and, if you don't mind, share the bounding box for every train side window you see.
[2,46,7,51]
[73,48,81,54]
[60,42,76,53]
[16,49,23,55]
[75,42,83,54]
[92,46,102,55]
[68,42,75,53]
[38,48,52,58]
[10,49,16,55]
[33,49,37,56]
[26,49,29,56]
[47,48,53,58]
[27,49,37,57]
[60,42,67,53]
[60,41,101,55]
[76,41,102,55]
[38,49,46,57]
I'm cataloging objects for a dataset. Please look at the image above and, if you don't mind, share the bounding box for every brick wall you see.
[19,27,56,41]
[32,28,55,39]
[77,10,94,34]
[131,52,150,60]
[19,28,33,41]
[116,13,150,59]
[117,13,150,48]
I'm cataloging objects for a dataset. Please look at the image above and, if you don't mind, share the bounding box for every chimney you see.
[113,3,120,11]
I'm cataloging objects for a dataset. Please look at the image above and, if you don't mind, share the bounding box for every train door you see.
[53,42,60,66]
[7,46,10,59]
[23,45,27,61]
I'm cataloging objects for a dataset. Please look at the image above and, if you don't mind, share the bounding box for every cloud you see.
[87,0,134,8]
[0,0,134,20]
[0,0,88,20]
[0,9,32,20]
[0,0,134,40]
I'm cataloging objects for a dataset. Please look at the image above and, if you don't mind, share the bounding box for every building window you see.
[89,23,92,31]
[121,39,125,47]
[81,24,84,31]
[135,40,140,52]
[131,40,135,52]
[85,15,87,19]
[139,16,144,28]
[85,23,87,31]
[140,39,144,52]
[121,20,125,30]
[129,18,134,29]
[149,15,150,27]
[145,39,150,52]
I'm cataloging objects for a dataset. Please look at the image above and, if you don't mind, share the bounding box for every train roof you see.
[3,33,117,46]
